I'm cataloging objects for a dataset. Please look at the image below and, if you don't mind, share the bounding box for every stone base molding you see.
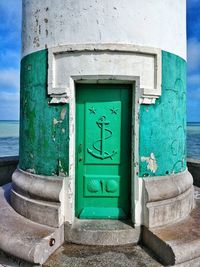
[142,169,194,228]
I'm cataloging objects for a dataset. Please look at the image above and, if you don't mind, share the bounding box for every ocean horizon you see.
[0,120,200,159]
[0,120,19,157]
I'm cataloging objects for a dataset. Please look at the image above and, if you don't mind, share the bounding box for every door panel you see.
[75,84,132,219]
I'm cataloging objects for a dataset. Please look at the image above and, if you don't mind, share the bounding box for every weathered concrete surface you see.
[0,250,32,267]
[11,188,61,228]
[0,244,163,267]
[22,0,186,59]
[187,158,200,187]
[65,219,140,246]
[12,168,63,202]
[0,156,18,186]
[142,186,200,266]
[44,243,162,267]
[143,170,194,228]
[0,183,64,264]
[11,168,63,228]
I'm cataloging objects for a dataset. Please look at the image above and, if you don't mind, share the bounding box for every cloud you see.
[0,68,20,90]
[0,0,22,31]
[188,88,200,100]
[0,91,19,120]
[188,74,200,86]
[0,92,19,120]
[187,99,200,122]
[0,91,19,103]
[187,38,200,73]
[0,49,20,69]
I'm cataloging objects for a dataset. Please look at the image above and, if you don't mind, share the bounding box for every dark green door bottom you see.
[75,84,132,219]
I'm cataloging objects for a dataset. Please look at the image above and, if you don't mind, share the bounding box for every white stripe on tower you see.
[22,0,186,59]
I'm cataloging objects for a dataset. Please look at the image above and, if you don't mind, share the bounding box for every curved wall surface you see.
[13,0,192,229]
[22,0,186,59]
[20,0,187,177]
[19,50,187,177]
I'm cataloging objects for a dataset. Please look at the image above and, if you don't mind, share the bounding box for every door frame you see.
[65,75,142,226]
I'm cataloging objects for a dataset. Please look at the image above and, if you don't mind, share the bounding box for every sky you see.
[0,1,200,122]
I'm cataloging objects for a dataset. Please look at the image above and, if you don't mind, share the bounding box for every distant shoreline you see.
[187,122,200,126]
[0,120,19,122]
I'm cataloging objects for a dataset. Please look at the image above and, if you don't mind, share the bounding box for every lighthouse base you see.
[65,219,140,246]
[142,186,200,266]
[0,183,64,264]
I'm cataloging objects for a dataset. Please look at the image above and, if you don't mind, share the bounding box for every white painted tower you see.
[10,1,194,265]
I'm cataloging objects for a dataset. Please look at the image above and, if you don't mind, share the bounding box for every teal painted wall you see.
[19,49,186,178]
[139,51,186,177]
[19,50,69,176]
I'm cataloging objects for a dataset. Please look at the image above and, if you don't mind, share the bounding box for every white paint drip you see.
[141,153,158,173]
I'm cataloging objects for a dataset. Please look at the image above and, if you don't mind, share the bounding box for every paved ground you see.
[0,244,162,267]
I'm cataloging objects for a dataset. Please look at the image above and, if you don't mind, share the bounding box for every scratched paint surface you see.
[19,50,69,176]
[139,51,186,177]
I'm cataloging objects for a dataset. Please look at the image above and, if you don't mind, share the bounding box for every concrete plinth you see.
[142,186,200,266]
[0,183,64,264]
[142,170,194,228]
[65,219,140,246]
[11,168,63,227]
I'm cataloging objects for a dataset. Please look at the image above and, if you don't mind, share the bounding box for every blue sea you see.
[0,121,200,159]
[0,120,19,157]
[187,122,200,160]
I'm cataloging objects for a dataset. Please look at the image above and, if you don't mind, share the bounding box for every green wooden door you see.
[75,84,132,219]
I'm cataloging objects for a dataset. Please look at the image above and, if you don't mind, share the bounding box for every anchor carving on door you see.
[87,115,117,160]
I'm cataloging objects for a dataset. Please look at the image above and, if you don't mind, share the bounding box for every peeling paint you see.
[26,168,36,174]
[53,118,59,125]
[139,51,186,176]
[19,50,69,176]
[141,153,158,173]
[61,108,67,120]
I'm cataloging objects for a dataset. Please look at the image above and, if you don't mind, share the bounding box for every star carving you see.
[110,107,118,115]
[89,106,96,114]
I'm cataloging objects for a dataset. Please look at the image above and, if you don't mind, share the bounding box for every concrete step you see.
[142,186,200,266]
[65,219,140,246]
[0,183,64,265]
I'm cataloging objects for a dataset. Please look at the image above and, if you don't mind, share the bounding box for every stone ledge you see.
[143,169,193,202]
[65,219,140,246]
[0,183,64,264]
[12,168,63,202]
[187,158,200,188]
[143,170,194,228]
[142,186,200,266]
[11,188,62,228]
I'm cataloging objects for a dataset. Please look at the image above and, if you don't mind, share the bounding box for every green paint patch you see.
[139,51,187,177]
[19,50,69,176]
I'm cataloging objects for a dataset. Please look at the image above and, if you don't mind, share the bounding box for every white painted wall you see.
[22,0,186,59]
[48,44,161,101]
